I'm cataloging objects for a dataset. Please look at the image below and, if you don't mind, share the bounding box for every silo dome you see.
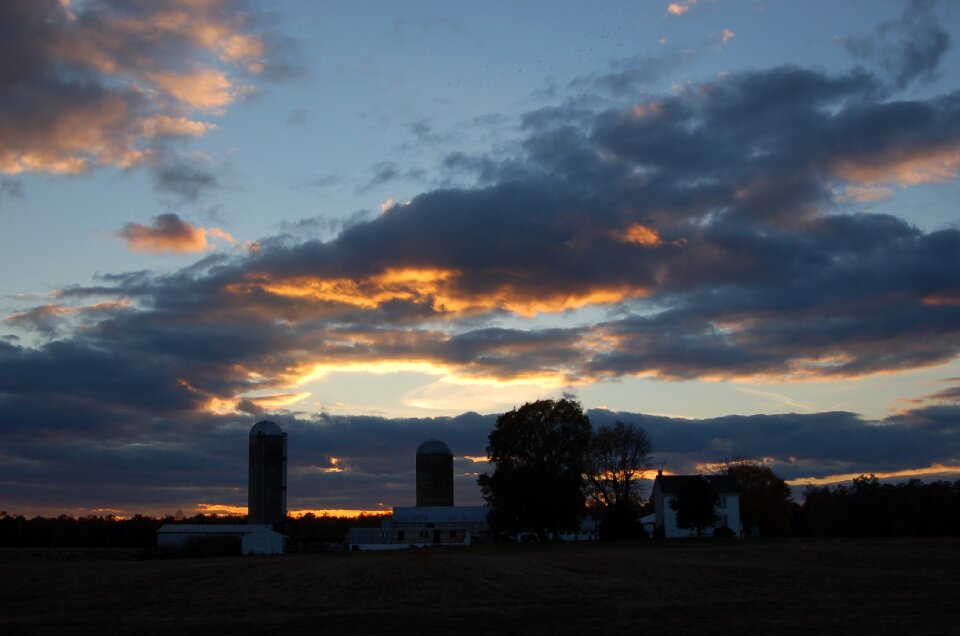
[416,438,454,507]
[250,420,283,436]
[417,439,452,456]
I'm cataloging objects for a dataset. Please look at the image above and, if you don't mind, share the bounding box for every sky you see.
[1,0,959,518]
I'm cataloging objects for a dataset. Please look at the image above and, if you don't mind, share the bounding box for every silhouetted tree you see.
[585,420,651,539]
[478,399,592,540]
[722,461,793,536]
[669,476,719,537]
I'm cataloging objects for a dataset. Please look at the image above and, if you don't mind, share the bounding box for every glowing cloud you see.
[668,1,698,16]
[617,223,663,246]
[117,213,234,254]
[148,69,237,113]
[787,464,960,486]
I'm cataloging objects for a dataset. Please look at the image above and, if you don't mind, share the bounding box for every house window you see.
[449,530,457,539]
[397,530,404,541]
[420,530,428,538]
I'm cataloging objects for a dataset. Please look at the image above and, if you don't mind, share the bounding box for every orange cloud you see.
[721,29,735,45]
[837,185,893,203]
[226,268,644,318]
[631,102,664,118]
[787,463,960,486]
[148,69,238,112]
[668,1,697,16]
[117,213,234,254]
[142,116,217,138]
[922,294,960,306]
[834,144,960,186]
[617,223,663,246]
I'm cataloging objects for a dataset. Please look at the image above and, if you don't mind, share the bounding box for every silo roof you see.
[417,438,452,455]
[250,420,283,436]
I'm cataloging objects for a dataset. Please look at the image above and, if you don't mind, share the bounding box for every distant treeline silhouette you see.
[0,511,385,549]
[3,476,959,548]
[796,476,960,538]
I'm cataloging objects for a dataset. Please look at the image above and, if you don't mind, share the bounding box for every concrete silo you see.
[248,420,287,526]
[416,439,454,507]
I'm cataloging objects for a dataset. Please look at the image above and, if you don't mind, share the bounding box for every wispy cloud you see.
[839,0,951,89]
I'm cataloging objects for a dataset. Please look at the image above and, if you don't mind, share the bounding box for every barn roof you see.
[392,506,488,524]
[654,474,740,494]
[156,524,277,534]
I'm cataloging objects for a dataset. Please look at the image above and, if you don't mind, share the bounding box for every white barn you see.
[652,472,742,538]
[347,506,490,551]
[156,524,285,555]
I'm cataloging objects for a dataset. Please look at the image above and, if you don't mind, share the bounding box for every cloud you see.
[0,0,273,176]
[667,1,698,17]
[117,213,234,254]
[286,108,309,126]
[0,177,24,204]
[357,161,426,193]
[840,0,951,89]
[569,49,699,96]
[151,157,222,202]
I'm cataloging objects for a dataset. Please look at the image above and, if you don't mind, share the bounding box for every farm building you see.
[347,506,491,551]
[156,524,285,555]
[652,472,742,538]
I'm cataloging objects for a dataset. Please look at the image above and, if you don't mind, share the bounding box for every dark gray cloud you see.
[0,177,24,204]
[841,0,951,89]
[152,159,221,203]
[286,108,309,126]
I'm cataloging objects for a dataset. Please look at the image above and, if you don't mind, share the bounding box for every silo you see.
[248,420,287,526]
[416,439,454,507]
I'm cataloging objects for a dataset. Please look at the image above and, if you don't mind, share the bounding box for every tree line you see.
[0,511,385,550]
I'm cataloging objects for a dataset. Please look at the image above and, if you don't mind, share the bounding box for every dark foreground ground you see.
[2,538,959,635]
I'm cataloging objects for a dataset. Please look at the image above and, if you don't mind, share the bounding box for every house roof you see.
[654,474,740,494]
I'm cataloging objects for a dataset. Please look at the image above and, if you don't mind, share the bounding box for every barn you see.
[156,524,285,555]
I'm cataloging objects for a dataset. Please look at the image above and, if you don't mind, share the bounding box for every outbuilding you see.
[156,523,285,555]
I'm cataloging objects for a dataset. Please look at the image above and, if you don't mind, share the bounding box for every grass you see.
[2,538,959,635]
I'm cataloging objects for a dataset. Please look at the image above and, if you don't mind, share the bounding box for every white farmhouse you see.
[652,472,742,538]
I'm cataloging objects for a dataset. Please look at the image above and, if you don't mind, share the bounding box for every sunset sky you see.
[2,0,959,517]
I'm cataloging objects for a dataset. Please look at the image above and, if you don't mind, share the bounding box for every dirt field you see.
[2,538,959,635]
